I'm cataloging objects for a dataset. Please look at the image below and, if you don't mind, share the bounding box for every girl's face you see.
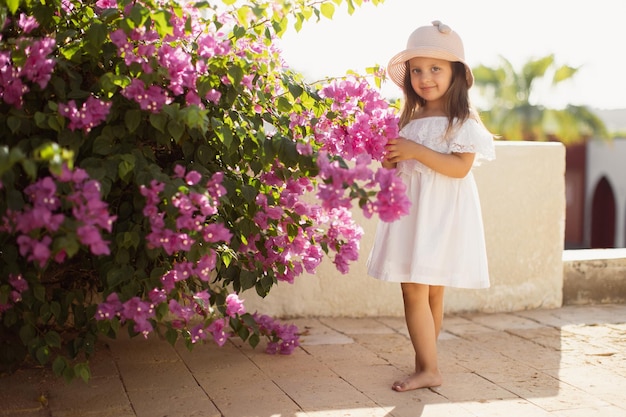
[408,57,453,107]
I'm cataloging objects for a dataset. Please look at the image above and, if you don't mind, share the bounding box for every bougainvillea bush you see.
[0,0,407,381]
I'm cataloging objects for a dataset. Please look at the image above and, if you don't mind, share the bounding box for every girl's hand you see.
[384,137,419,164]
[385,137,476,178]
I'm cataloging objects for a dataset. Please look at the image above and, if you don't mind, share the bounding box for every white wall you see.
[244,142,566,317]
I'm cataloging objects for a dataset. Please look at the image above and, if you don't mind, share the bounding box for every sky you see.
[276,0,626,110]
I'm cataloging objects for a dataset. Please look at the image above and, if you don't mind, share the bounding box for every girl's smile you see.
[408,57,453,106]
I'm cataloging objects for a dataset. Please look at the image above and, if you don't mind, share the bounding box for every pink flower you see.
[190,324,208,343]
[202,223,232,243]
[95,0,117,9]
[9,274,29,292]
[18,14,39,33]
[21,37,56,89]
[205,89,221,104]
[195,252,217,281]
[207,318,229,347]
[95,293,123,320]
[168,299,194,322]
[225,293,245,317]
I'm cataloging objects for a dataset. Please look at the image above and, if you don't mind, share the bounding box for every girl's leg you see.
[429,285,445,338]
[413,285,445,372]
[393,283,443,392]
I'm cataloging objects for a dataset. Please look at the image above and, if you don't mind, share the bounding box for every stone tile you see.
[465,312,550,331]
[46,375,134,417]
[552,405,626,417]
[117,359,198,392]
[375,316,407,333]
[0,367,51,416]
[129,387,219,417]
[432,372,518,402]
[318,317,397,335]
[505,327,564,351]
[105,332,179,365]
[543,366,626,407]
[302,341,389,367]
[458,399,554,417]
[463,330,563,371]
[297,407,390,417]
[498,374,610,412]
[441,316,495,336]
[438,337,510,375]
[295,318,355,346]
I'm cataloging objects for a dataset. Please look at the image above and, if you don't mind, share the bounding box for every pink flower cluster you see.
[315,76,400,161]
[109,4,234,112]
[95,293,155,336]
[0,16,55,108]
[140,167,231,256]
[1,166,116,268]
[59,96,112,133]
[317,152,411,224]
[0,274,29,315]
[238,168,365,279]
[253,313,300,354]
[95,287,248,346]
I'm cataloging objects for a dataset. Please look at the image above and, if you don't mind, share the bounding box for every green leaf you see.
[320,2,335,19]
[6,0,19,13]
[219,124,234,149]
[149,113,167,133]
[227,65,244,86]
[54,236,80,258]
[52,356,67,376]
[167,120,185,142]
[45,331,63,348]
[118,154,136,181]
[237,325,250,341]
[239,270,257,291]
[93,136,115,155]
[125,109,142,132]
[86,23,107,55]
[36,346,51,365]
[153,10,174,37]
[20,159,37,180]
[34,285,46,302]
[276,96,292,112]
[7,116,21,133]
[128,4,150,28]
[248,333,260,348]
[74,363,91,383]
[19,324,36,345]
[165,327,178,346]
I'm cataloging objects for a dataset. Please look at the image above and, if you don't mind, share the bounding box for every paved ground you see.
[1,303,626,417]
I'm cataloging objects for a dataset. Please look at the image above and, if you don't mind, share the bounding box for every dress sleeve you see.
[449,118,496,164]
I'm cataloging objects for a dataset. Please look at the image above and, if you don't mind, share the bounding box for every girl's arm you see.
[384,137,475,178]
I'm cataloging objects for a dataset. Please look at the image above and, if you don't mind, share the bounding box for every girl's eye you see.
[432,66,440,72]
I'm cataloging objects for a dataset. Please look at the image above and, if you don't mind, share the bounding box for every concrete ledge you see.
[245,142,566,317]
[563,248,626,305]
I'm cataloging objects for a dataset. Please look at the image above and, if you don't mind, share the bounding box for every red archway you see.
[590,177,616,248]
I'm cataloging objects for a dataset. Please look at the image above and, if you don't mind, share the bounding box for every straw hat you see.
[387,20,474,89]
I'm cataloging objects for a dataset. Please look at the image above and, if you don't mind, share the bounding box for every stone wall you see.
[244,142,566,317]
[563,249,626,305]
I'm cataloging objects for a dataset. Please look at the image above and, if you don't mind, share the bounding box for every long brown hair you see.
[398,61,471,135]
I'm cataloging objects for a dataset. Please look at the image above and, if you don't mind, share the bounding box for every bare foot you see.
[392,371,442,392]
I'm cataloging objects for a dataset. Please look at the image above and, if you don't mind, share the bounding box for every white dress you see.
[366,116,495,289]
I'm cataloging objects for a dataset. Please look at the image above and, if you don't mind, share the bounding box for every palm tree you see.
[472,55,608,143]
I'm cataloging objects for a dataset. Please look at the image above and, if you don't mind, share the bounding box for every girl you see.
[367,21,495,392]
